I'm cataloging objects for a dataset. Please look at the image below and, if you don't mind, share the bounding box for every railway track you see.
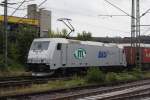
[50,79,150,100]
[0,76,71,90]
[2,78,150,100]
[79,84,150,100]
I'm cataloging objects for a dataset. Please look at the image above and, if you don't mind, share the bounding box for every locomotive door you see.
[61,44,67,66]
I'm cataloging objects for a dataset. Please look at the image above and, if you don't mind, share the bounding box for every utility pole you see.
[4,0,8,67]
[103,0,144,68]
[131,0,136,47]
[135,0,141,68]
[131,0,136,64]
[0,0,16,67]
[131,0,141,68]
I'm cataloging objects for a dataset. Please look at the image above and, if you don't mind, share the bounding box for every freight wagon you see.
[124,46,150,68]
[27,38,127,75]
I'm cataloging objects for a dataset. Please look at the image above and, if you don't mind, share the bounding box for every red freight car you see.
[124,46,150,66]
[142,48,150,63]
[124,47,136,65]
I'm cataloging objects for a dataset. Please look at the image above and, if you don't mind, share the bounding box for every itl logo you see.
[74,48,86,60]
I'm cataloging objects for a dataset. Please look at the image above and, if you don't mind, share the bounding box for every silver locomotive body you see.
[27,38,127,74]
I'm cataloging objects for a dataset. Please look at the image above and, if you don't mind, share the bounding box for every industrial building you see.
[27,4,52,37]
[0,4,51,38]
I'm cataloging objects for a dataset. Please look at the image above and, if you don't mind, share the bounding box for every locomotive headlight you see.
[41,59,47,63]
[28,58,32,63]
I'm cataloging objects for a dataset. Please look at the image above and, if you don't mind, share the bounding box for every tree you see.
[48,29,68,38]
[16,25,37,63]
[0,22,37,69]
[77,31,92,41]
[62,28,68,37]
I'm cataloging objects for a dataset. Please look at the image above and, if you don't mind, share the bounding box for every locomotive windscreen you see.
[31,41,50,50]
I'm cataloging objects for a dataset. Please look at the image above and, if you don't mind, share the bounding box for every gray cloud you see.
[0,0,150,37]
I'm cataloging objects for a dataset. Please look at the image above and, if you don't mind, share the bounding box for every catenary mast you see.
[135,0,141,68]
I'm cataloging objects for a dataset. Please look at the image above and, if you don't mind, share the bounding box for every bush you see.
[117,72,138,81]
[86,67,105,83]
[105,72,120,82]
[0,55,24,72]
[0,55,5,69]
[130,68,143,79]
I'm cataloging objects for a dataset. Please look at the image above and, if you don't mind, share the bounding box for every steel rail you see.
[2,78,150,100]
[0,76,71,90]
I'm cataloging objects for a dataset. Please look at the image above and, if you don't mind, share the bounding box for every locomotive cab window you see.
[57,43,62,50]
[31,41,50,50]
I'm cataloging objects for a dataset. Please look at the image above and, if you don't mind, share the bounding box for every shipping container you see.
[124,47,136,65]
[142,48,150,63]
[124,47,150,65]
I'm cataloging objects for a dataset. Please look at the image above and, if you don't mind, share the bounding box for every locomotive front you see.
[27,39,52,75]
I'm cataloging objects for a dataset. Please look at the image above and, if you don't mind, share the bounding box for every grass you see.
[0,60,31,77]
[2,68,150,97]
[86,67,105,83]
[0,68,31,77]
[0,77,86,96]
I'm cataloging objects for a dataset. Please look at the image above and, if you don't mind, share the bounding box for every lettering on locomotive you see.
[74,48,86,60]
[98,51,107,58]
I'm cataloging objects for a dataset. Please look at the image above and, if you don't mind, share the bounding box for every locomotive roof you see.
[33,38,150,48]
[34,38,119,48]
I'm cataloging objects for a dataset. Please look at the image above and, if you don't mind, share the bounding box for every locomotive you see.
[27,38,150,76]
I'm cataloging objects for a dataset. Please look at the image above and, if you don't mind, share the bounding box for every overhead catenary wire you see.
[104,0,134,19]
[5,0,150,38]
[0,0,35,15]
[10,0,26,16]
[9,0,35,4]
[16,0,48,23]
[140,8,150,18]
[142,27,150,35]
[102,1,150,40]
[10,0,36,16]
[38,0,47,7]
[139,6,150,37]
[7,6,26,10]
[98,14,128,17]
[18,0,47,38]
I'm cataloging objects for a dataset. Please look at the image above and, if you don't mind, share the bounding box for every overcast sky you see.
[0,0,150,37]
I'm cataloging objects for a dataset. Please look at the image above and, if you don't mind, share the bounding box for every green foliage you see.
[0,54,24,72]
[117,72,138,81]
[7,58,24,71]
[86,67,105,83]
[130,68,143,79]
[72,74,81,80]
[8,43,20,61]
[49,29,93,41]
[16,26,37,63]
[62,29,68,36]
[0,55,5,70]
[0,23,37,72]
[77,31,92,41]
[49,29,68,38]
[0,23,4,54]
[86,67,143,84]
[105,72,138,83]
[105,72,120,82]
